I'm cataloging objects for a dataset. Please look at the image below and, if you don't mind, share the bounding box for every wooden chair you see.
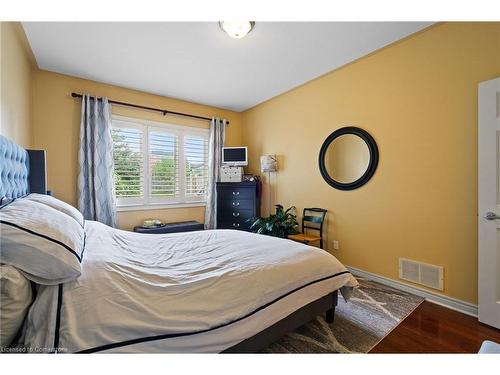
[288,208,327,249]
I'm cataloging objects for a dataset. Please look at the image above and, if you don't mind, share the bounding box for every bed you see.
[0,135,358,353]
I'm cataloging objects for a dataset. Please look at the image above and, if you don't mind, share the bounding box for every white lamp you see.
[260,154,278,215]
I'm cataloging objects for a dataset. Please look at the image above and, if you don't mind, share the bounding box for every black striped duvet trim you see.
[0,220,82,262]
[53,284,63,353]
[75,270,351,353]
[80,230,87,261]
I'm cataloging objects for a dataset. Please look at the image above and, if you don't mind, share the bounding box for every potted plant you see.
[248,204,299,238]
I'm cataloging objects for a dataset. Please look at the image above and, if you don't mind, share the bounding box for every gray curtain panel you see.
[77,95,117,227]
[204,118,227,229]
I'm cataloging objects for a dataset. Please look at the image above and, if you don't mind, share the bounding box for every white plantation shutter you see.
[149,131,179,200]
[112,116,210,208]
[184,134,209,199]
[112,126,145,202]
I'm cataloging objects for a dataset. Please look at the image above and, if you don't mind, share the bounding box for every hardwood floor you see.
[370,301,500,353]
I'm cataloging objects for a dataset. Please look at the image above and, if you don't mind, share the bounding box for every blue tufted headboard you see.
[0,135,47,200]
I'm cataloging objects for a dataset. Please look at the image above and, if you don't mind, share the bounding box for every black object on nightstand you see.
[216,182,260,231]
[133,220,204,234]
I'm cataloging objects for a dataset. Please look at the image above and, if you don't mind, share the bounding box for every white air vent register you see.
[399,258,444,291]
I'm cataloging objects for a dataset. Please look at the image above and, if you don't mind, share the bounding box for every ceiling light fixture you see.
[218,21,255,39]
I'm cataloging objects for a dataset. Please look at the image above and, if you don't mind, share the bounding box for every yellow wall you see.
[0,22,36,147]
[242,22,500,304]
[32,70,243,230]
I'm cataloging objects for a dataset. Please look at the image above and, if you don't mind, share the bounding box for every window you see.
[112,116,209,209]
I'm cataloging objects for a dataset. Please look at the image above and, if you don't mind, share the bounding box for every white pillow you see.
[0,264,33,347]
[25,193,84,227]
[0,199,85,285]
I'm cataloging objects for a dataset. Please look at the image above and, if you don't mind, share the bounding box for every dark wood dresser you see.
[216,182,260,231]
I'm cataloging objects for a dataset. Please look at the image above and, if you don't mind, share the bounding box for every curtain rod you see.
[70,93,229,124]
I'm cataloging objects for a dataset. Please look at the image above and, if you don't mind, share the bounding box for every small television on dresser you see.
[222,146,248,166]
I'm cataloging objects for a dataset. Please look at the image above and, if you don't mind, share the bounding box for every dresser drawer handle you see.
[232,202,240,206]
[232,223,240,228]
[232,212,240,217]
[232,191,240,196]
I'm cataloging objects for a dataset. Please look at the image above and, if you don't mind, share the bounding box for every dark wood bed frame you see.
[1,136,340,353]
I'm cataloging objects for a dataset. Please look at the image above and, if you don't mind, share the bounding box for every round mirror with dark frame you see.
[319,126,378,190]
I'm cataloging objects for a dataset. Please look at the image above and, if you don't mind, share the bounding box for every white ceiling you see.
[23,22,432,112]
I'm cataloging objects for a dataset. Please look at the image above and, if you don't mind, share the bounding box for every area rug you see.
[263,277,424,353]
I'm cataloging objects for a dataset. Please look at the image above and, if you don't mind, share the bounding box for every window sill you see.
[116,202,206,212]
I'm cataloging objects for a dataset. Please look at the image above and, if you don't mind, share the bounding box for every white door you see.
[478,77,500,329]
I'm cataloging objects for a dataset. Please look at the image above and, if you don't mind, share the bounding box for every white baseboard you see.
[346,265,478,317]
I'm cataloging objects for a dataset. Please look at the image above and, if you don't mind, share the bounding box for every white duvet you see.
[23,222,358,353]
